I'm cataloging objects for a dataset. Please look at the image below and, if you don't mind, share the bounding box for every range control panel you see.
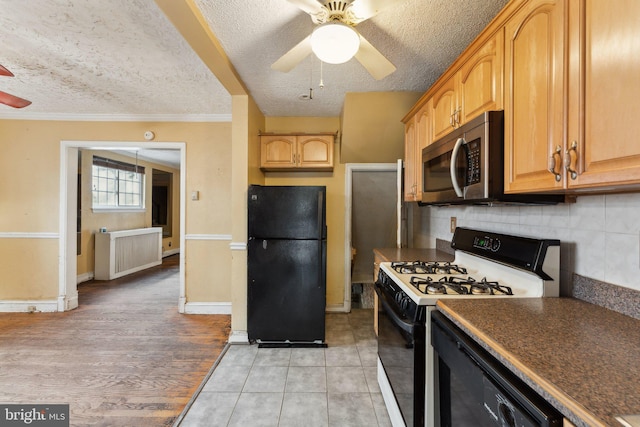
[473,236,501,252]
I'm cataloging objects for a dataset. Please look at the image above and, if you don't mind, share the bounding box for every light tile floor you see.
[179,309,391,427]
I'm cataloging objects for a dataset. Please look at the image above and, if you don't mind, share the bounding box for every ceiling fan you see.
[271,0,402,80]
[0,64,32,108]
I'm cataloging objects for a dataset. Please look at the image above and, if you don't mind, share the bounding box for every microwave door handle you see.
[450,137,465,197]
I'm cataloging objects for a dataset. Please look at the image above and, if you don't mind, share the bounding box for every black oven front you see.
[431,311,562,427]
[376,270,426,427]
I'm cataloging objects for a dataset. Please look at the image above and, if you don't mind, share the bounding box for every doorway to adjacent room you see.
[59,140,186,312]
[344,163,401,312]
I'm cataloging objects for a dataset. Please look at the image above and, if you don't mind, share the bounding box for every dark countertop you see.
[373,248,454,263]
[436,298,640,427]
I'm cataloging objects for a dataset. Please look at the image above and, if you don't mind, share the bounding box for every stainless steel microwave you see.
[421,110,563,205]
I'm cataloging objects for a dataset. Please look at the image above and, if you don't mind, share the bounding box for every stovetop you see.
[378,228,561,306]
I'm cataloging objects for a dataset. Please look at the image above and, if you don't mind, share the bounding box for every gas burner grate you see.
[391,261,467,275]
[409,275,513,296]
[471,277,513,295]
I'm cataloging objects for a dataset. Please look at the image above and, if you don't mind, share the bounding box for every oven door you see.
[376,285,425,427]
[431,311,562,427]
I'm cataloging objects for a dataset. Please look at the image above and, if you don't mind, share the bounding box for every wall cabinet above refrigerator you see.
[260,133,334,172]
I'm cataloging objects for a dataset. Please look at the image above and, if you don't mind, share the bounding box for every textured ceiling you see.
[0,0,231,117]
[0,0,508,119]
[196,0,509,117]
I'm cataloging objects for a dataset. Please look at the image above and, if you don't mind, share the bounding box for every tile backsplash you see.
[410,192,640,296]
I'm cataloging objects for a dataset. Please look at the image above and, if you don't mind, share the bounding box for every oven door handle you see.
[450,137,465,197]
[375,286,417,335]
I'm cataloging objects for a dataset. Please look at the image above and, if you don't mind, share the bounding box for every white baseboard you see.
[0,300,59,313]
[326,303,350,313]
[64,293,79,311]
[228,330,249,344]
[183,302,231,315]
[77,272,94,284]
[162,248,180,257]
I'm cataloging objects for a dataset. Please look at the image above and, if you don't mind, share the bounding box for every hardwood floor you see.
[0,255,230,426]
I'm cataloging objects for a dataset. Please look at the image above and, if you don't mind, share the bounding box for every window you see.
[92,156,145,210]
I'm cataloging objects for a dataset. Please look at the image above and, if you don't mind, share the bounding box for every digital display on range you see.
[473,236,500,252]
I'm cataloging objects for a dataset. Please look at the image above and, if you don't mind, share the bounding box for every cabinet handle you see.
[449,114,455,128]
[564,141,579,180]
[455,107,461,126]
[547,145,562,182]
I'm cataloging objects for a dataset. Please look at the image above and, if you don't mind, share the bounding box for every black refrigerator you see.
[247,185,327,346]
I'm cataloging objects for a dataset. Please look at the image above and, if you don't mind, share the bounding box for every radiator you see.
[94,227,163,280]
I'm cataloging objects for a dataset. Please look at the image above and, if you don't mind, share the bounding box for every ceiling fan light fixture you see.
[310,22,360,64]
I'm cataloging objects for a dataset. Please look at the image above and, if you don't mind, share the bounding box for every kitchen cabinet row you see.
[403,0,640,202]
[259,133,334,171]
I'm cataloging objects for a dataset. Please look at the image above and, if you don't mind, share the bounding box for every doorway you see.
[344,163,400,312]
[58,141,186,312]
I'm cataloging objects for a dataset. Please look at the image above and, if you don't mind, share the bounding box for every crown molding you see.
[0,112,232,122]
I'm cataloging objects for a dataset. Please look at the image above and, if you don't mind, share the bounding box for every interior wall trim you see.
[228,330,249,344]
[185,234,232,240]
[0,300,58,313]
[183,302,232,315]
[0,232,59,239]
[0,112,232,122]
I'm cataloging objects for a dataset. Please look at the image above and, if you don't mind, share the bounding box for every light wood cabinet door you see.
[297,135,334,170]
[260,135,297,169]
[566,0,640,189]
[431,30,504,144]
[459,29,504,124]
[431,76,460,142]
[414,99,433,201]
[260,134,334,171]
[403,117,418,201]
[504,0,566,193]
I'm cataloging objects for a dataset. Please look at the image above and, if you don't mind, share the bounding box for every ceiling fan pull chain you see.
[319,60,325,89]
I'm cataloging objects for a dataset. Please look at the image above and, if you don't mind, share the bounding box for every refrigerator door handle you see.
[317,190,324,241]
[317,190,325,290]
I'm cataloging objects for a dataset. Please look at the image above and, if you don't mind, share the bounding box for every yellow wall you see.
[340,91,422,163]
[263,116,345,308]
[0,119,233,304]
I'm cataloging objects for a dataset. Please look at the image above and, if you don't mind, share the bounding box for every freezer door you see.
[248,185,326,240]
[248,238,326,343]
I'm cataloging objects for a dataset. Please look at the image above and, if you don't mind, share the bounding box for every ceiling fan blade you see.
[0,64,14,77]
[0,91,32,108]
[286,0,323,15]
[271,35,313,73]
[354,35,396,80]
[349,0,406,23]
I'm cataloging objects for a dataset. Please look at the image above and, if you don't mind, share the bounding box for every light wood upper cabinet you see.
[565,0,640,190]
[404,99,433,202]
[403,117,418,201]
[459,29,504,124]
[260,134,334,171]
[431,30,504,143]
[505,0,640,193]
[431,77,460,142]
[414,99,433,201]
[504,0,566,193]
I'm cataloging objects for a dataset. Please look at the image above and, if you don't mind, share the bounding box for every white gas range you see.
[375,227,560,427]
